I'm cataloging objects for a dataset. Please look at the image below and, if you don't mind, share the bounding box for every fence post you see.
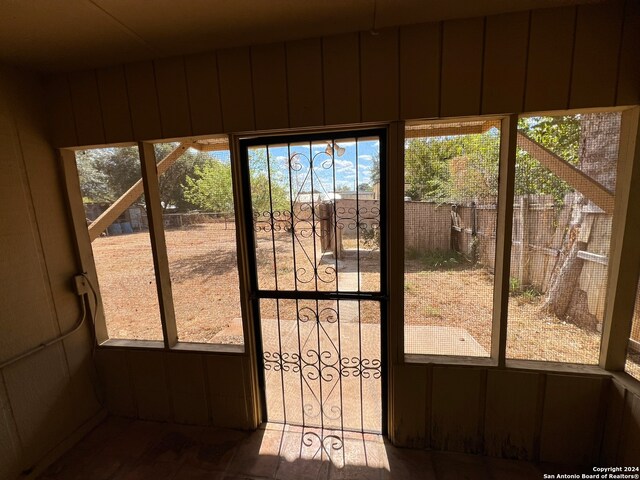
[518,195,530,287]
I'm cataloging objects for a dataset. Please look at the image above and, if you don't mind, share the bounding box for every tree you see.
[183,149,289,214]
[155,143,209,211]
[404,131,500,202]
[358,183,373,192]
[515,116,580,201]
[542,113,620,328]
[76,146,142,203]
[183,160,234,213]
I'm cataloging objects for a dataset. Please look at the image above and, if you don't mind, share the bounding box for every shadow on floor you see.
[38,416,591,480]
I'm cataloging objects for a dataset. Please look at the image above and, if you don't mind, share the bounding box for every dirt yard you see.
[91,222,639,373]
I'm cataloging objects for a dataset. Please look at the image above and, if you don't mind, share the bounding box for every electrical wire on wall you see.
[0,273,105,404]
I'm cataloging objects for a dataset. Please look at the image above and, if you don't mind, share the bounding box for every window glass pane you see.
[75,146,162,341]
[625,285,640,381]
[155,139,243,345]
[403,120,501,357]
[249,137,381,294]
[506,112,621,364]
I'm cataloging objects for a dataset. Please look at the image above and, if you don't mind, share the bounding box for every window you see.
[403,120,501,357]
[74,137,244,346]
[75,146,163,341]
[626,284,640,381]
[153,139,243,345]
[506,112,621,364]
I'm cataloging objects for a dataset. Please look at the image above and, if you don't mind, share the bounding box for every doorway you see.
[239,129,387,435]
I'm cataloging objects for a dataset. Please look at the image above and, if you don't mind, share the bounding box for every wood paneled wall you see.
[393,364,640,465]
[0,65,103,479]
[32,0,640,470]
[46,0,639,148]
[95,348,254,430]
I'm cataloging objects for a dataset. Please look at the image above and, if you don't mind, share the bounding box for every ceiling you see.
[1,0,601,73]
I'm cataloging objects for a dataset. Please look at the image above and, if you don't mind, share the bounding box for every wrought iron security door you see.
[240,130,387,438]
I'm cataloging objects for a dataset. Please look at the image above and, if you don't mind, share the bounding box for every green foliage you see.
[183,149,289,214]
[514,116,580,202]
[76,147,141,203]
[183,160,234,213]
[405,116,581,203]
[509,276,542,303]
[405,130,500,202]
[405,248,471,270]
[76,144,213,211]
[155,143,209,211]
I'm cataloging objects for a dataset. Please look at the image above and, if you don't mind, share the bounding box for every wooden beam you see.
[405,120,500,139]
[88,143,193,241]
[600,107,640,371]
[138,142,178,348]
[59,149,108,343]
[492,115,518,366]
[516,132,615,214]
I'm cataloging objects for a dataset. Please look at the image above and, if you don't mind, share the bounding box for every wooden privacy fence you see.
[404,196,631,340]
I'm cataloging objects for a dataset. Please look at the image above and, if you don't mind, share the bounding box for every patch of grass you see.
[423,305,442,317]
[406,248,472,271]
[509,277,542,303]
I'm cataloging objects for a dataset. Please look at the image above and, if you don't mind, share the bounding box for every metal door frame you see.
[238,127,388,435]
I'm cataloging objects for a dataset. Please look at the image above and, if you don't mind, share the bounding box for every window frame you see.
[59,108,640,386]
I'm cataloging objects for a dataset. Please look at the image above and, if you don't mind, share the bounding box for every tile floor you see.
[39,417,570,479]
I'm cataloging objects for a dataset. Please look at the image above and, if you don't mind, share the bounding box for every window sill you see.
[98,338,245,355]
[172,341,244,354]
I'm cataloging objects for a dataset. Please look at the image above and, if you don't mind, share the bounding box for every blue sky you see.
[204,137,379,194]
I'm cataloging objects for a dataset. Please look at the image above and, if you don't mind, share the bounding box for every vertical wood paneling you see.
[185,52,224,135]
[3,346,75,468]
[540,375,605,465]
[482,12,529,114]
[570,1,624,108]
[251,43,289,130]
[68,70,105,146]
[96,66,134,143]
[484,370,539,460]
[360,28,399,122]
[218,47,255,133]
[323,33,361,125]
[440,18,484,117]
[618,392,640,464]
[393,365,428,448]
[525,7,576,112]
[95,349,136,417]
[125,62,162,140]
[0,378,21,480]
[431,367,484,453]
[286,38,324,127]
[128,350,171,421]
[399,23,440,120]
[165,353,208,425]
[154,56,192,138]
[205,356,250,429]
[600,380,626,464]
[44,74,77,147]
[616,0,640,105]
